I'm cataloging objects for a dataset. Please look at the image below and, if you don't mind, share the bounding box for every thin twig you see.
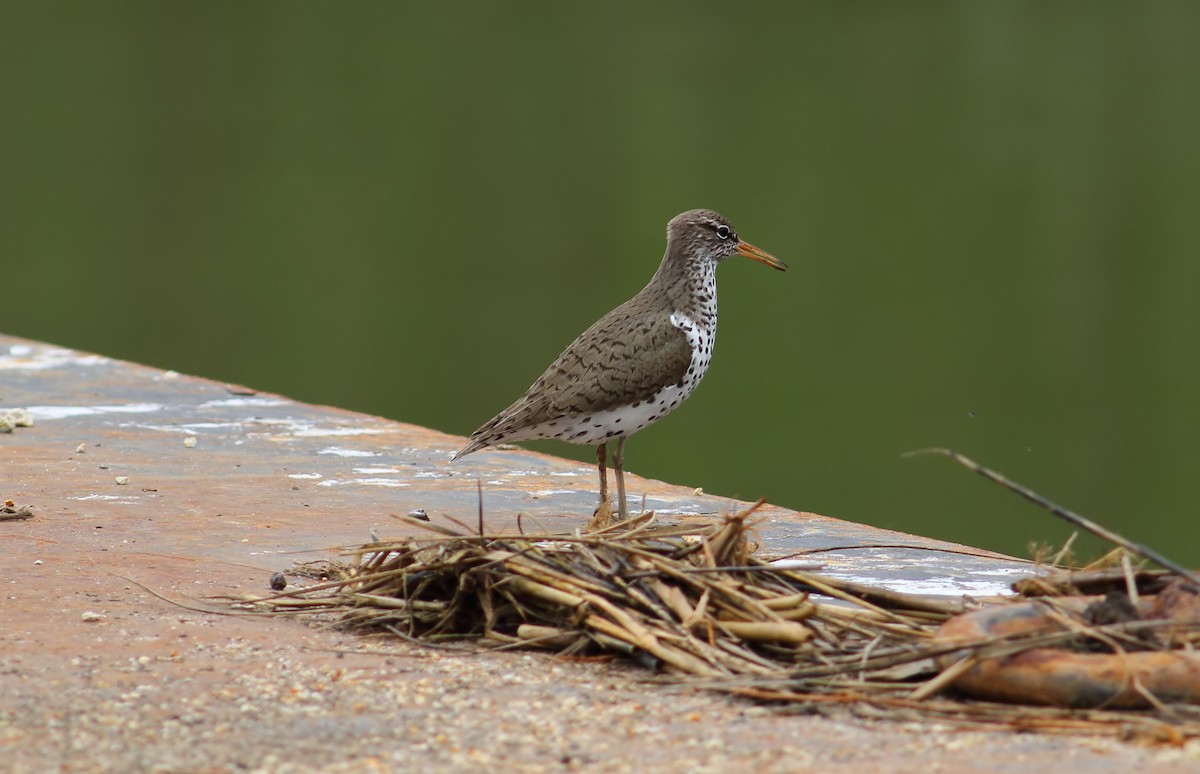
[906,448,1200,590]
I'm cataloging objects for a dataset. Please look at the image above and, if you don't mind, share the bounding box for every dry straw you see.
[233,495,1200,745]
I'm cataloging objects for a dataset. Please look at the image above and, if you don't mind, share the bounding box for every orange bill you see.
[736,241,787,271]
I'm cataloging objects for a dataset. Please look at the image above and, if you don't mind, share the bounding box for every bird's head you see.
[666,209,787,271]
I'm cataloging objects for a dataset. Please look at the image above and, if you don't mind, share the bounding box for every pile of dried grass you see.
[240,501,1200,744]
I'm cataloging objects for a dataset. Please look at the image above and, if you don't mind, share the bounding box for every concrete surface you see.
[1,333,1194,772]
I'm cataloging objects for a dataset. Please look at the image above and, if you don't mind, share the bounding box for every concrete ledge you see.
[1,334,1176,772]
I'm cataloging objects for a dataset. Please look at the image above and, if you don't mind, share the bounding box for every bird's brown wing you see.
[536,305,692,416]
[455,304,690,456]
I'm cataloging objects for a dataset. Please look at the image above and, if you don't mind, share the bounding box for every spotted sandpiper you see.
[452,209,786,519]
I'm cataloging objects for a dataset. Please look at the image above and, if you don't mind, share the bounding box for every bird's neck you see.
[645,252,718,330]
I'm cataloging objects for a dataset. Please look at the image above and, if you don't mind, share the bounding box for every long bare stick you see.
[907,448,1200,590]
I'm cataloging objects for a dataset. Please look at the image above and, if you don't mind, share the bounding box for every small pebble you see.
[81,611,105,623]
[269,572,287,591]
[408,509,430,521]
[115,476,129,485]
[76,443,87,454]
[183,436,197,448]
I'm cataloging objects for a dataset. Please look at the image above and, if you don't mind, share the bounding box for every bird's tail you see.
[449,437,486,461]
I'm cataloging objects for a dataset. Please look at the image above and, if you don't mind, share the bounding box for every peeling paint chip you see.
[0,408,35,433]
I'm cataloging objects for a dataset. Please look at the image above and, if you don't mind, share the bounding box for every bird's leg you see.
[595,442,609,512]
[613,436,628,520]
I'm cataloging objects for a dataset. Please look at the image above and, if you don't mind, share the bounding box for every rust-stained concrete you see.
[1,333,1192,772]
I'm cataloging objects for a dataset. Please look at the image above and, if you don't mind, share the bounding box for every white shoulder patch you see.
[669,311,696,332]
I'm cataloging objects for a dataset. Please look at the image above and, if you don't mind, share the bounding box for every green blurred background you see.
[3,3,1198,564]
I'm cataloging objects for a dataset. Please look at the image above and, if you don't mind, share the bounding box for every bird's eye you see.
[715,225,731,240]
